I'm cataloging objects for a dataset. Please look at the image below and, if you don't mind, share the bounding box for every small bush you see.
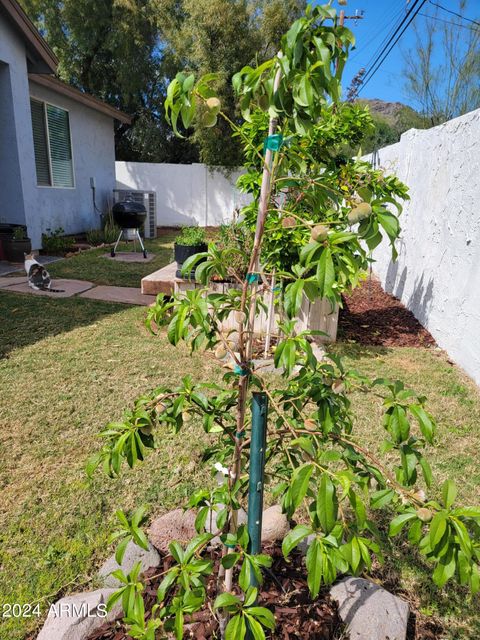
[86,228,105,246]
[174,226,206,246]
[41,227,75,255]
[103,222,121,244]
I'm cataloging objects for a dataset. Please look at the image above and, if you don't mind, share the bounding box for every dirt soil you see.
[88,544,343,640]
[339,277,436,348]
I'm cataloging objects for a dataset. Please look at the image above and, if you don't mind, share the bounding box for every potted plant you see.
[173,226,207,278]
[4,225,32,262]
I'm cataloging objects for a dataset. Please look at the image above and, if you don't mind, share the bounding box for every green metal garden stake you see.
[247,392,268,582]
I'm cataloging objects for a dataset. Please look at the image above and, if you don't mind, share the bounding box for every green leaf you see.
[316,247,335,299]
[429,512,448,548]
[214,592,241,610]
[157,568,179,603]
[244,615,265,640]
[409,404,434,444]
[115,537,129,565]
[246,606,275,629]
[305,537,323,598]
[370,489,395,510]
[316,475,338,534]
[282,524,312,557]
[284,464,313,517]
[284,279,305,319]
[442,479,457,509]
[225,613,247,640]
[389,512,417,536]
[419,456,433,488]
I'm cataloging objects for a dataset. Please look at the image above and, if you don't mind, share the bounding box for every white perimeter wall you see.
[370,108,480,385]
[115,162,250,227]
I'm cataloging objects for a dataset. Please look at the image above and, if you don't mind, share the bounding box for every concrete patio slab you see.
[0,261,23,276]
[102,252,155,263]
[0,255,62,277]
[80,285,156,306]
[4,279,94,298]
[0,276,28,289]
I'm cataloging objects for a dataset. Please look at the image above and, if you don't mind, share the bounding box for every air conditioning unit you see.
[113,189,157,238]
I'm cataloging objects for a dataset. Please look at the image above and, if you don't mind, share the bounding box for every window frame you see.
[30,97,76,190]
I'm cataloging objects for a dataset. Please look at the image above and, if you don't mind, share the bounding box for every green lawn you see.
[46,233,177,287]
[0,289,479,639]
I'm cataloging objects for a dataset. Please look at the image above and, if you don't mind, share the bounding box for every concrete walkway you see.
[0,276,156,306]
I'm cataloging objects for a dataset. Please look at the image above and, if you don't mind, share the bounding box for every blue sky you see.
[328,0,478,109]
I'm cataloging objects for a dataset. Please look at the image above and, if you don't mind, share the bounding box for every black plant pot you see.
[5,238,32,263]
[174,242,207,279]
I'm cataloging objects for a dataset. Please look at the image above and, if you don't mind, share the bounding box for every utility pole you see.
[337,2,364,70]
[337,0,365,26]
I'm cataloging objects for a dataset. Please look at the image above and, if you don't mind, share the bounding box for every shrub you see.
[174,226,206,246]
[41,227,75,255]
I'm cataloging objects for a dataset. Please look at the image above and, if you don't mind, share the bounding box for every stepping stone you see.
[80,285,156,306]
[330,577,409,640]
[102,252,155,263]
[3,279,94,298]
[0,276,28,289]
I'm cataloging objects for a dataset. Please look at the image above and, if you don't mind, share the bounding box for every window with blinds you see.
[30,99,74,188]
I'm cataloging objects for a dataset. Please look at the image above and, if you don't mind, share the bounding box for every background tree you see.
[402,1,480,126]
[21,0,305,165]
[155,0,306,165]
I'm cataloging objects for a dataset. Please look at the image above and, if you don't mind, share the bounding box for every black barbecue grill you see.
[111,200,148,258]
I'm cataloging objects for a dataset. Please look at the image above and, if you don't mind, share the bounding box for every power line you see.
[349,1,405,63]
[359,0,423,88]
[353,4,406,67]
[358,0,427,94]
[418,11,479,30]
[428,0,480,27]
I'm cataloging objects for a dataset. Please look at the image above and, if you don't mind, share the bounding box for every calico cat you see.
[24,253,64,292]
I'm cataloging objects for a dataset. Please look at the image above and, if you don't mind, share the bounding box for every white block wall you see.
[115,162,251,227]
[371,108,480,385]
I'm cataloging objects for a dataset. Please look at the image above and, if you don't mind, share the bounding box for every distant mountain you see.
[355,99,428,152]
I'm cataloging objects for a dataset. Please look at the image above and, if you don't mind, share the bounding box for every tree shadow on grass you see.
[0,291,128,358]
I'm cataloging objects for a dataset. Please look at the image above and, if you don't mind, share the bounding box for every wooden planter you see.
[174,279,339,343]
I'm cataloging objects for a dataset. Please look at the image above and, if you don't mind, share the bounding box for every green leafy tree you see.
[155,0,306,165]
[90,5,480,639]
[20,0,184,161]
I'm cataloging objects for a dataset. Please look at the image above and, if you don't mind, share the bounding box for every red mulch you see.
[339,277,436,348]
[88,544,343,640]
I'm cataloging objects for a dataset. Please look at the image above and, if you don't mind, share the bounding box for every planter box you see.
[174,279,338,343]
[4,238,32,262]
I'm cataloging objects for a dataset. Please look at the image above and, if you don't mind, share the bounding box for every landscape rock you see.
[261,505,290,542]
[37,589,123,640]
[98,540,160,588]
[330,577,409,640]
[148,509,197,554]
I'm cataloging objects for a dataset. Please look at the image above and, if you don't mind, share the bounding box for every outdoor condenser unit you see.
[113,189,157,238]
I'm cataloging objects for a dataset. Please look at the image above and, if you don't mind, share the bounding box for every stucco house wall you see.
[371,108,480,385]
[0,15,33,226]
[0,1,127,250]
[27,80,116,248]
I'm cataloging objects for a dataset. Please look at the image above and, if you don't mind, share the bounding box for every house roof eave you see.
[0,0,57,73]
[29,74,132,124]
